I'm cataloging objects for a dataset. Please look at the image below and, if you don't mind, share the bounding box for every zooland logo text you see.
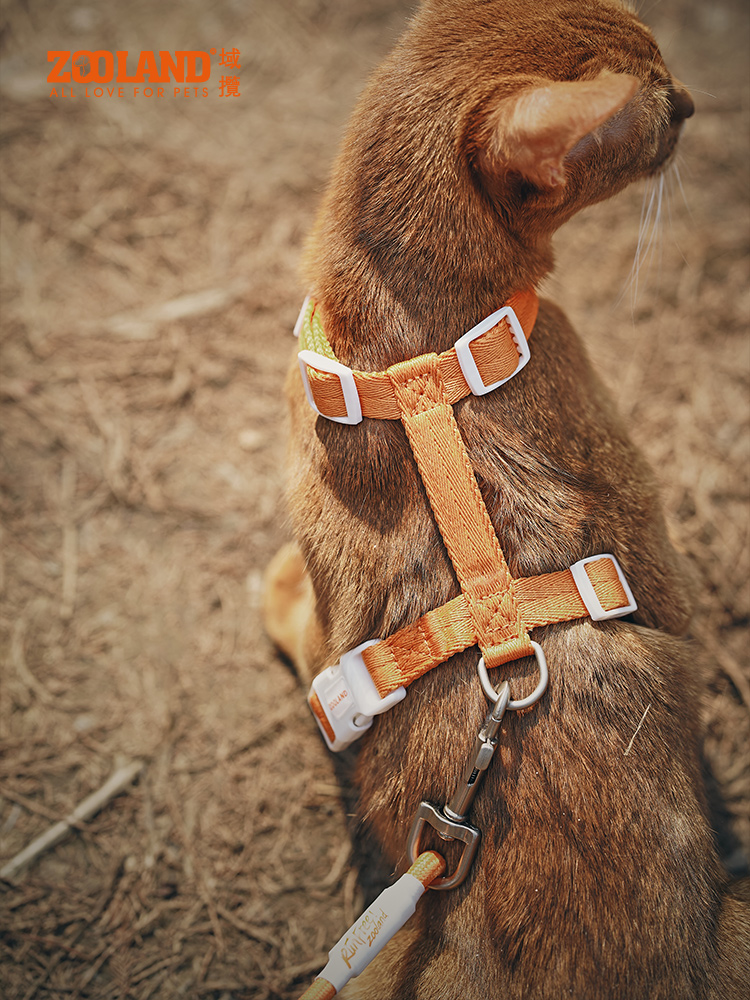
[47,48,241,97]
[49,51,213,83]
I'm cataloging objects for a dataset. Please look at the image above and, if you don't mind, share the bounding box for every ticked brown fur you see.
[264,1,750,996]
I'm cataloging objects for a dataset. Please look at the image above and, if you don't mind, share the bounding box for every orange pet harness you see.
[294,290,637,999]
[296,288,637,753]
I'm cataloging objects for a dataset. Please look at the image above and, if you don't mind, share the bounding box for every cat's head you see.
[310,0,693,343]
[413,0,693,224]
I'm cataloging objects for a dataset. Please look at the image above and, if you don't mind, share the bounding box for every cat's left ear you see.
[481,71,639,189]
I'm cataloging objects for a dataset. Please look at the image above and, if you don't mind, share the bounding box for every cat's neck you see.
[302,48,562,372]
[306,175,553,372]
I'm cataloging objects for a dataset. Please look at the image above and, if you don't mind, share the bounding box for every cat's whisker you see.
[671,160,694,220]
[626,155,696,308]
[630,0,659,23]
[621,169,671,309]
[656,170,666,277]
[620,176,658,307]
[679,84,717,101]
[617,185,649,306]
[642,174,664,284]
[659,161,694,275]
[629,185,652,302]
[663,165,691,270]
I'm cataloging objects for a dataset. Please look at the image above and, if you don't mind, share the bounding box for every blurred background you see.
[0,1,747,997]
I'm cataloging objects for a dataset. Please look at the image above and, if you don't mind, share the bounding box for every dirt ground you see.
[0,1,748,997]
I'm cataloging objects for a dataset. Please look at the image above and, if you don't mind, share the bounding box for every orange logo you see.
[47,48,241,98]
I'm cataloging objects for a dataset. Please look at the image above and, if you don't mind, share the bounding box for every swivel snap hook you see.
[406,683,510,890]
[444,681,509,822]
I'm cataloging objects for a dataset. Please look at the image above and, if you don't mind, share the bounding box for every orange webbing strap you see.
[300,979,336,1000]
[361,556,630,698]
[301,289,538,421]
[298,852,446,1000]
[516,557,627,627]
[387,352,534,670]
[309,690,336,746]
[407,850,447,887]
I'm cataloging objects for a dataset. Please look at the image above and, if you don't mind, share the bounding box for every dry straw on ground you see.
[1,1,748,998]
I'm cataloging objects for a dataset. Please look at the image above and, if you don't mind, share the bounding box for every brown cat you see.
[264,1,750,996]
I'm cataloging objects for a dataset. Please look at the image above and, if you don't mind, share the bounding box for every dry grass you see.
[0,1,748,998]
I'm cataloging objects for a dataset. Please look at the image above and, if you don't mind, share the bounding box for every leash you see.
[293,289,637,992]
[299,851,446,1000]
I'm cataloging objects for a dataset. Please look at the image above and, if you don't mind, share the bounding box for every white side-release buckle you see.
[570,554,637,621]
[309,640,407,752]
[454,305,530,396]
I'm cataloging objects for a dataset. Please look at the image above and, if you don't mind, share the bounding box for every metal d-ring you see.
[477,641,548,710]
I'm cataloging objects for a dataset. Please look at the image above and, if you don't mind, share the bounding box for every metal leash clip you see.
[407,682,510,890]
[406,644,549,890]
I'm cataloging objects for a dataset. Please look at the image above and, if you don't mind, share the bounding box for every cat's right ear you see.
[478,71,639,189]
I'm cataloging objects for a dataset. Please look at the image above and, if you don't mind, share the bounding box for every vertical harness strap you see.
[387,353,534,669]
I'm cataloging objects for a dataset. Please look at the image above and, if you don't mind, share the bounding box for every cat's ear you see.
[482,71,639,189]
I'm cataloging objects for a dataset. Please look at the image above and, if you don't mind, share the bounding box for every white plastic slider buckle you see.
[298,351,363,425]
[570,554,638,621]
[293,295,311,338]
[309,640,406,752]
[454,304,530,395]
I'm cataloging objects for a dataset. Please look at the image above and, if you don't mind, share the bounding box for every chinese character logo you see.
[219,75,240,97]
[217,47,241,71]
